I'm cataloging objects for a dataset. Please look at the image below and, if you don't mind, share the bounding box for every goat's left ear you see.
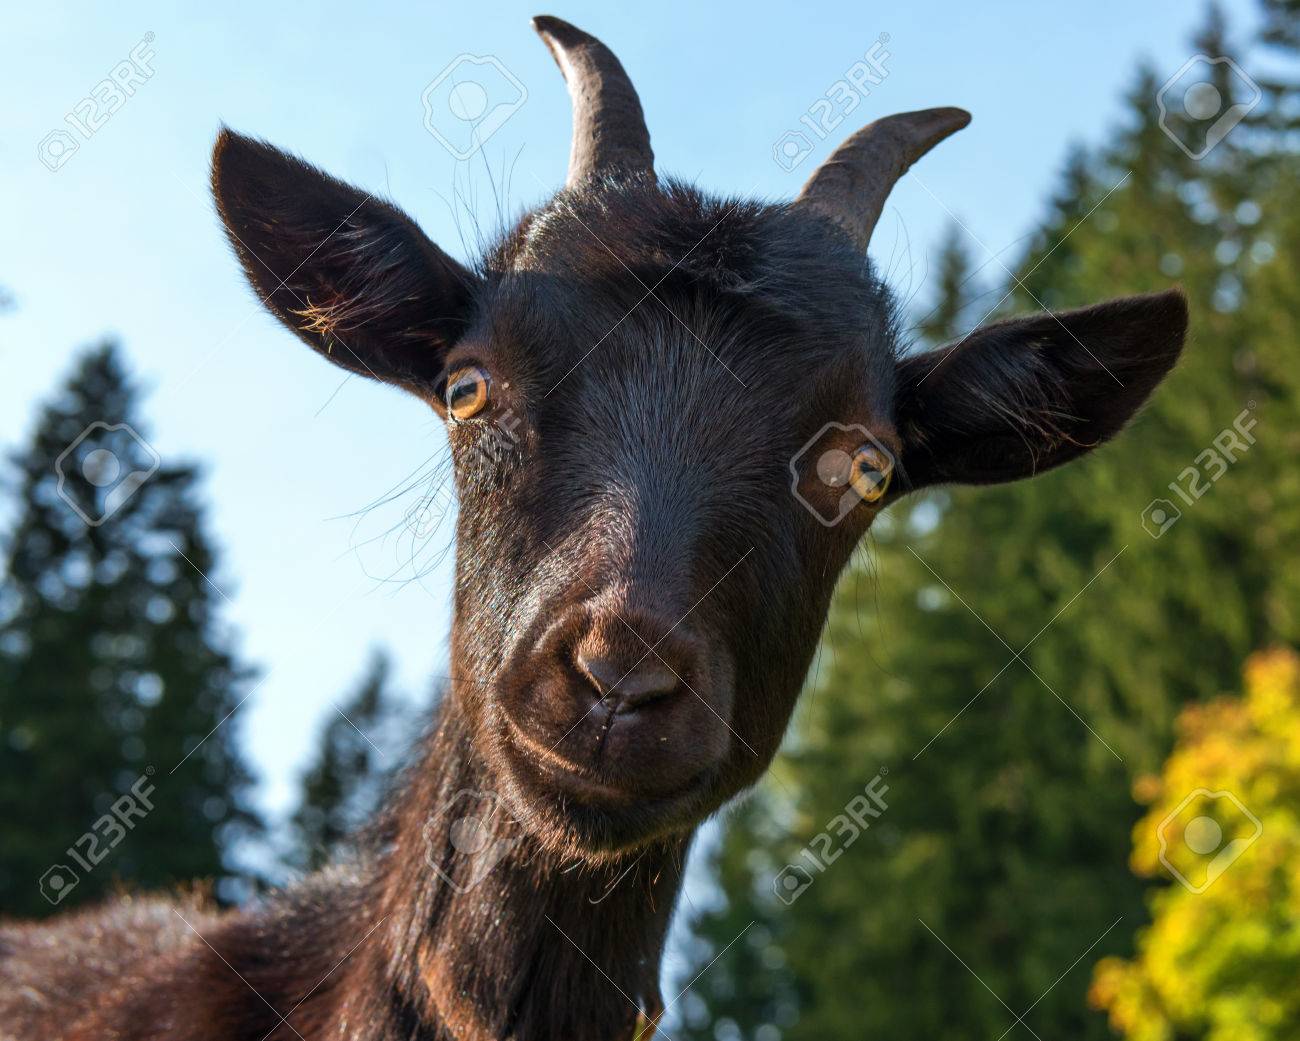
[891,289,1188,494]
[211,129,478,397]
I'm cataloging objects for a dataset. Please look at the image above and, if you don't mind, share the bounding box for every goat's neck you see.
[377,699,688,1041]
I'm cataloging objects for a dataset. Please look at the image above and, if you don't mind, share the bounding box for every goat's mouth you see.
[493,707,727,852]
[529,745,711,808]
[500,710,720,803]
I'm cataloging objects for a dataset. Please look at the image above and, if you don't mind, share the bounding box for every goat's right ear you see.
[889,289,1188,495]
[211,129,478,397]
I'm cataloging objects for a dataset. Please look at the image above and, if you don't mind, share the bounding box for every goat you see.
[0,15,1187,1041]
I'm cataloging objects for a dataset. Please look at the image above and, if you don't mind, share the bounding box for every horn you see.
[532,15,655,187]
[795,107,971,251]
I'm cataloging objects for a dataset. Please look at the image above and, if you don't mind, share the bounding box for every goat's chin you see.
[489,720,721,859]
[530,789,715,862]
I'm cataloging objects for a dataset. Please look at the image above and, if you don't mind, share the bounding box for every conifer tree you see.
[0,344,261,917]
[285,649,407,872]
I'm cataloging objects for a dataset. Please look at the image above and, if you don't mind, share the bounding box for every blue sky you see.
[0,0,1259,828]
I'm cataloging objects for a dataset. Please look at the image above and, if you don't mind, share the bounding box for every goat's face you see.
[441,188,907,855]
[213,16,1187,858]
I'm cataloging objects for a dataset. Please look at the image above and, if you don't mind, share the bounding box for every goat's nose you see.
[575,650,678,712]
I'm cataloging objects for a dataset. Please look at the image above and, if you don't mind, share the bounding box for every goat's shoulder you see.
[3,865,387,1041]
[0,888,219,1039]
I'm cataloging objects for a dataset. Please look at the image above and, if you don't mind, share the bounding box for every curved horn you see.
[533,15,654,186]
[795,107,971,251]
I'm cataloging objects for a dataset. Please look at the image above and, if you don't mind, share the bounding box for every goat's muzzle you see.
[492,586,735,844]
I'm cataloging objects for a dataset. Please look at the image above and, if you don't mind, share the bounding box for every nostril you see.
[575,652,678,711]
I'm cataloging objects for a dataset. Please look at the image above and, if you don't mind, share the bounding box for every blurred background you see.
[2,1,1297,1037]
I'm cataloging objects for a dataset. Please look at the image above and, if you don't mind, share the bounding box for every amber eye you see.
[849,444,893,503]
[445,366,490,420]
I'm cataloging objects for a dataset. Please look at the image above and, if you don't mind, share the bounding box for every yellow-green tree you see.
[1091,647,1300,1040]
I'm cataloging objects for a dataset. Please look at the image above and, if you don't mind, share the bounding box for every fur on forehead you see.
[480,177,902,388]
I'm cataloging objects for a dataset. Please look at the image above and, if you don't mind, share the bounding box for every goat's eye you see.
[849,444,893,503]
[446,366,490,420]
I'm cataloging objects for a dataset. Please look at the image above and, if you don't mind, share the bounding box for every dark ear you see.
[211,129,477,396]
[892,290,1188,493]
